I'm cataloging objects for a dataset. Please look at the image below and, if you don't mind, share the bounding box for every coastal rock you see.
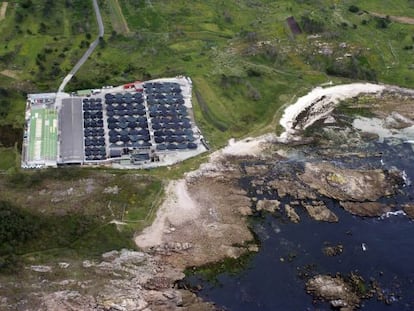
[153,242,193,254]
[220,245,246,259]
[403,203,414,219]
[323,244,344,257]
[303,201,338,222]
[145,277,174,290]
[340,202,392,217]
[41,290,96,311]
[82,260,94,268]
[256,199,280,213]
[244,164,269,175]
[306,275,360,310]
[118,249,146,265]
[268,179,317,199]
[102,250,120,261]
[384,112,414,129]
[103,185,120,194]
[285,204,300,223]
[299,162,401,201]
[30,265,52,273]
[58,262,70,269]
[238,205,253,216]
[180,290,215,310]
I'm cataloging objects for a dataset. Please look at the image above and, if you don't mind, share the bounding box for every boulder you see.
[303,201,338,222]
[306,275,360,310]
[299,162,402,201]
[256,199,280,213]
[340,202,392,217]
[285,204,300,223]
[323,244,344,257]
[403,203,414,219]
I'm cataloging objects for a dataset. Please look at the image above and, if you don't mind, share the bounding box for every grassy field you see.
[0,168,163,269]
[27,108,57,162]
[1,0,413,153]
[106,0,130,35]
[64,0,414,147]
[0,148,16,171]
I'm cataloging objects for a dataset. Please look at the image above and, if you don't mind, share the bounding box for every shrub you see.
[376,17,390,29]
[300,16,325,34]
[348,5,360,13]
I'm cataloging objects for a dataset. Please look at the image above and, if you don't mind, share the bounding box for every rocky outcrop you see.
[10,249,214,311]
[323,244,344,257]
[285,204,300,223]
[256,199,280,213]
[403,203,414,219]
[340,202,393,217]
[268,179,317,199]
[303,201,338,222]
[299,162,402,201]
[306,275,361,310]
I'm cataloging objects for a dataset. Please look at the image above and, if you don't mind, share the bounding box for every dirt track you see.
[0,69,19,79]
[0,2,8,21]
[370,11,414,25]
[108,0,130,35]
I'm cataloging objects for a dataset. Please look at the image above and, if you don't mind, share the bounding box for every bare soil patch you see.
[0,69,20,79]
[108,0,130,35]
[0,2,8,21]
[370,12,414,25]
[136,172,255,269]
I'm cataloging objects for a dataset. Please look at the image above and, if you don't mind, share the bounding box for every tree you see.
[376,17,390,29]
[99,36,106,48]
[39,22,47,34]
[21,0,33,9]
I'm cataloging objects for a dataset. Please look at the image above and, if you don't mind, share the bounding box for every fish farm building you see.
[21,77,208,169]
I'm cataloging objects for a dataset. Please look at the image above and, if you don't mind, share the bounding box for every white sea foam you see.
[279,83,385,141]
[402,170,411,186]
[380,210,407,219]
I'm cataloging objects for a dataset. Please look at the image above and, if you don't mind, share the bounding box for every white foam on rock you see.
[279,83,386,141]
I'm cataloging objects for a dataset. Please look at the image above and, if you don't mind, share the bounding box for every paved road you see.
[58,0,104,93]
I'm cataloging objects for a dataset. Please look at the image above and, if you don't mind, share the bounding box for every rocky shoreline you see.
[3,83,414,310]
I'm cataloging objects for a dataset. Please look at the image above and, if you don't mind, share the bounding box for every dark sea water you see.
[185,139,414,310]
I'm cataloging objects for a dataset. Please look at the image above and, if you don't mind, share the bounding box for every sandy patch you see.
[135,180,200,249]
[0,2,8,21]
[135,143,256,268]
[0,69,19,79]
[211,134,276,161]
[108,0,130,34]
[186,134,275,180]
